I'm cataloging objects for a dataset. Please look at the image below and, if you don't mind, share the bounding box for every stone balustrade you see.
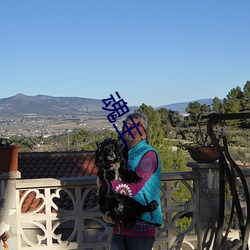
[0,162,249,249]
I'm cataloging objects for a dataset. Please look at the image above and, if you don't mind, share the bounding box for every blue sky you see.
[0,0,249,107]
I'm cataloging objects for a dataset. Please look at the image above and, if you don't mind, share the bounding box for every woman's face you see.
[123,117,147,149]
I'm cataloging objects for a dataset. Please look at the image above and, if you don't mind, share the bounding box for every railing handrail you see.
[16,171,200,189]
[16,176,97,189]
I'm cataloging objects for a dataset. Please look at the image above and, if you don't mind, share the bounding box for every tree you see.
[159,141,187,173]
[70,129,96,150]
[243,81,250,97]
[242,81,250,112]
[9,135,37,152]
[157,108,172,137]
[223,86,243,113]
[136,103,165,147]
[185,102,210,125]
[157,108,171,126]
[185,102,202,125]
[212,97,224,113]
[169,110,184,128]
[101,129,118,140]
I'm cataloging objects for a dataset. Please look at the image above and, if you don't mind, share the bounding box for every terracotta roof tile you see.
[18,150,99,214]
[83,188,99,209]
[18,150,98,179]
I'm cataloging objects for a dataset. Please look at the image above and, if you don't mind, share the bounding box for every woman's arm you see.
[111,150,158,197]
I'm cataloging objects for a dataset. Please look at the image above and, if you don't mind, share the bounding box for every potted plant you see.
[182,114,220,163]
[0,138,19,173]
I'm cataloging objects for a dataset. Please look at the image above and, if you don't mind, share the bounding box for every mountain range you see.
[0,93,214,115]
[156,99,214,114]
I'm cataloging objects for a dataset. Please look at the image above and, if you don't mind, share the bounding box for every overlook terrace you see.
[1,160,250,249]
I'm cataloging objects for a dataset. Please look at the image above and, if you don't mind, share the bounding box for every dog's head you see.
[95,138,122,170]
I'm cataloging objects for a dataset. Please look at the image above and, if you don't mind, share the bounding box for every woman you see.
[99,111,162,250]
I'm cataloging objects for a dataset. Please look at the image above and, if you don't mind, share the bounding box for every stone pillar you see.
[0,171,21,249]
[188,162,220,250]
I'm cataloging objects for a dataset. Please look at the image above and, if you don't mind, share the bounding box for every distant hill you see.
[156,99,214,114]
[0,93,139,116]
[0,94,214,116]
[0,94,106,115]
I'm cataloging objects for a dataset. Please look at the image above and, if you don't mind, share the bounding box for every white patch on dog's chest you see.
[110,162,122,181]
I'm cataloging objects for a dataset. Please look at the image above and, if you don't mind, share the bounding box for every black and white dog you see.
[95,138,158,228]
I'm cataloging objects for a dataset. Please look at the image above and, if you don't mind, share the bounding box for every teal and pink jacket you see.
[111,139,162,236]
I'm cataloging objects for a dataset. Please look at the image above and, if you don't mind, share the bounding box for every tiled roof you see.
[18,151,98,179]
[18,150,99,213]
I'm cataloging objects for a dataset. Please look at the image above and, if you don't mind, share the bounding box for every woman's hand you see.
[103,211,115,224]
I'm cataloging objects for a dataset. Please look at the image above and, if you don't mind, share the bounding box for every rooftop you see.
[18,150,98,213]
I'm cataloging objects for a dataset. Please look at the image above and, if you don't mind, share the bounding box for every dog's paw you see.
[127,171,142,183]
[114,202,125,215]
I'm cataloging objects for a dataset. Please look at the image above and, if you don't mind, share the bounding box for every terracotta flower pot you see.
[188,146,219,163]
[0,144,19,173]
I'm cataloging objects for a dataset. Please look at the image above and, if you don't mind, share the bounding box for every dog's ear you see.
[117,140,126,153]
[95,143,103,164]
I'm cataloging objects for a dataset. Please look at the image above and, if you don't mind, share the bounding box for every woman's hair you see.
[122,111,149,141]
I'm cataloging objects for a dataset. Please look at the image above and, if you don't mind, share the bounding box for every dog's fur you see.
[95,138,158,228]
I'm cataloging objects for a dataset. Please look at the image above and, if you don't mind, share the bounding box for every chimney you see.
[0,144,20,249]
[0,145,19,173]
